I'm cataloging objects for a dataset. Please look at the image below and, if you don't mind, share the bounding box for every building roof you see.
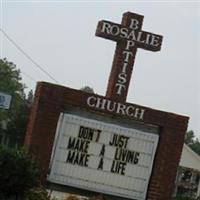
[179,144,200,171]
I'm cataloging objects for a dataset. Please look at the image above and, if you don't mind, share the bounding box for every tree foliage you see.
[185,130,200,155]
[0,58,33,146]
[0,58,25,119]
[174,195,200,200]
[24,187,50,200]
[0,146,40,199]
[80,86,94,94]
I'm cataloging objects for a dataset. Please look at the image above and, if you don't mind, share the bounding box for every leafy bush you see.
[24,187,50,200]
[0,146,40,199]
[174,195,197,200]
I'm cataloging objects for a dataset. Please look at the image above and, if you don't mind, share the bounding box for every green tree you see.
[174,195,199,200]
[27,90,34,104]
[24,187,50,200]
[0,146,40,200]
[0,58,32,147]
[80,86,94,94]
[185,130,195,145]
[0,59,25,118]
[185,130,200,155]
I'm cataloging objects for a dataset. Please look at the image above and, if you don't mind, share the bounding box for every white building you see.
[175,144,200,198]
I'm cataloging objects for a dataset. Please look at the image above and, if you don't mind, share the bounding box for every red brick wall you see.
[25,82,189,200]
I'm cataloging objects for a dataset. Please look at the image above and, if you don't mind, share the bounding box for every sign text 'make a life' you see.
[96,12,163,102]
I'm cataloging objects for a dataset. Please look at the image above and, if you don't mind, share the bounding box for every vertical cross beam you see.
[96,12,163,102]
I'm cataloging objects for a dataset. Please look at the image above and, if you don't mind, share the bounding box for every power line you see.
[21,70,37,83]
[0,28,59,84]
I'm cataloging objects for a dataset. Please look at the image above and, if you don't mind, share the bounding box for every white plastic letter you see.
[129,19,140,30]
[87,96,96,107]
[150,35,160,47]
[123,51,133,62]
[110,25,120,36]
[115,83,126,95]
[134,108,145,120]
[118,73,127,84]
[101,22,111,34]
[125,40,135,50]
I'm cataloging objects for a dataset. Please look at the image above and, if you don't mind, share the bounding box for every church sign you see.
[25,11,189,200]
[48,114,159,200]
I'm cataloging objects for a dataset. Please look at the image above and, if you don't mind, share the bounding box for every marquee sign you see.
[48,113,159,200]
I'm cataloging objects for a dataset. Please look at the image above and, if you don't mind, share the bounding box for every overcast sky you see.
[1,1,199,136]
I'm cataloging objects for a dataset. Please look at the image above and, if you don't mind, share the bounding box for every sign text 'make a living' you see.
[96,12,163,102]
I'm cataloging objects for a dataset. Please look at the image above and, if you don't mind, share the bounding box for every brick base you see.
[25,82,189,200]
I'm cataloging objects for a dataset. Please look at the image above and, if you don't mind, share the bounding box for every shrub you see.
[0,146,40,199]
[24,187,50,200]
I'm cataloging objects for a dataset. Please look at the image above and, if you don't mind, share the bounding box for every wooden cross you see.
[96,12,163,102]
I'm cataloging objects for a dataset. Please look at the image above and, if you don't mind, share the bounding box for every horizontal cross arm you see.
[96,20,163,52]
